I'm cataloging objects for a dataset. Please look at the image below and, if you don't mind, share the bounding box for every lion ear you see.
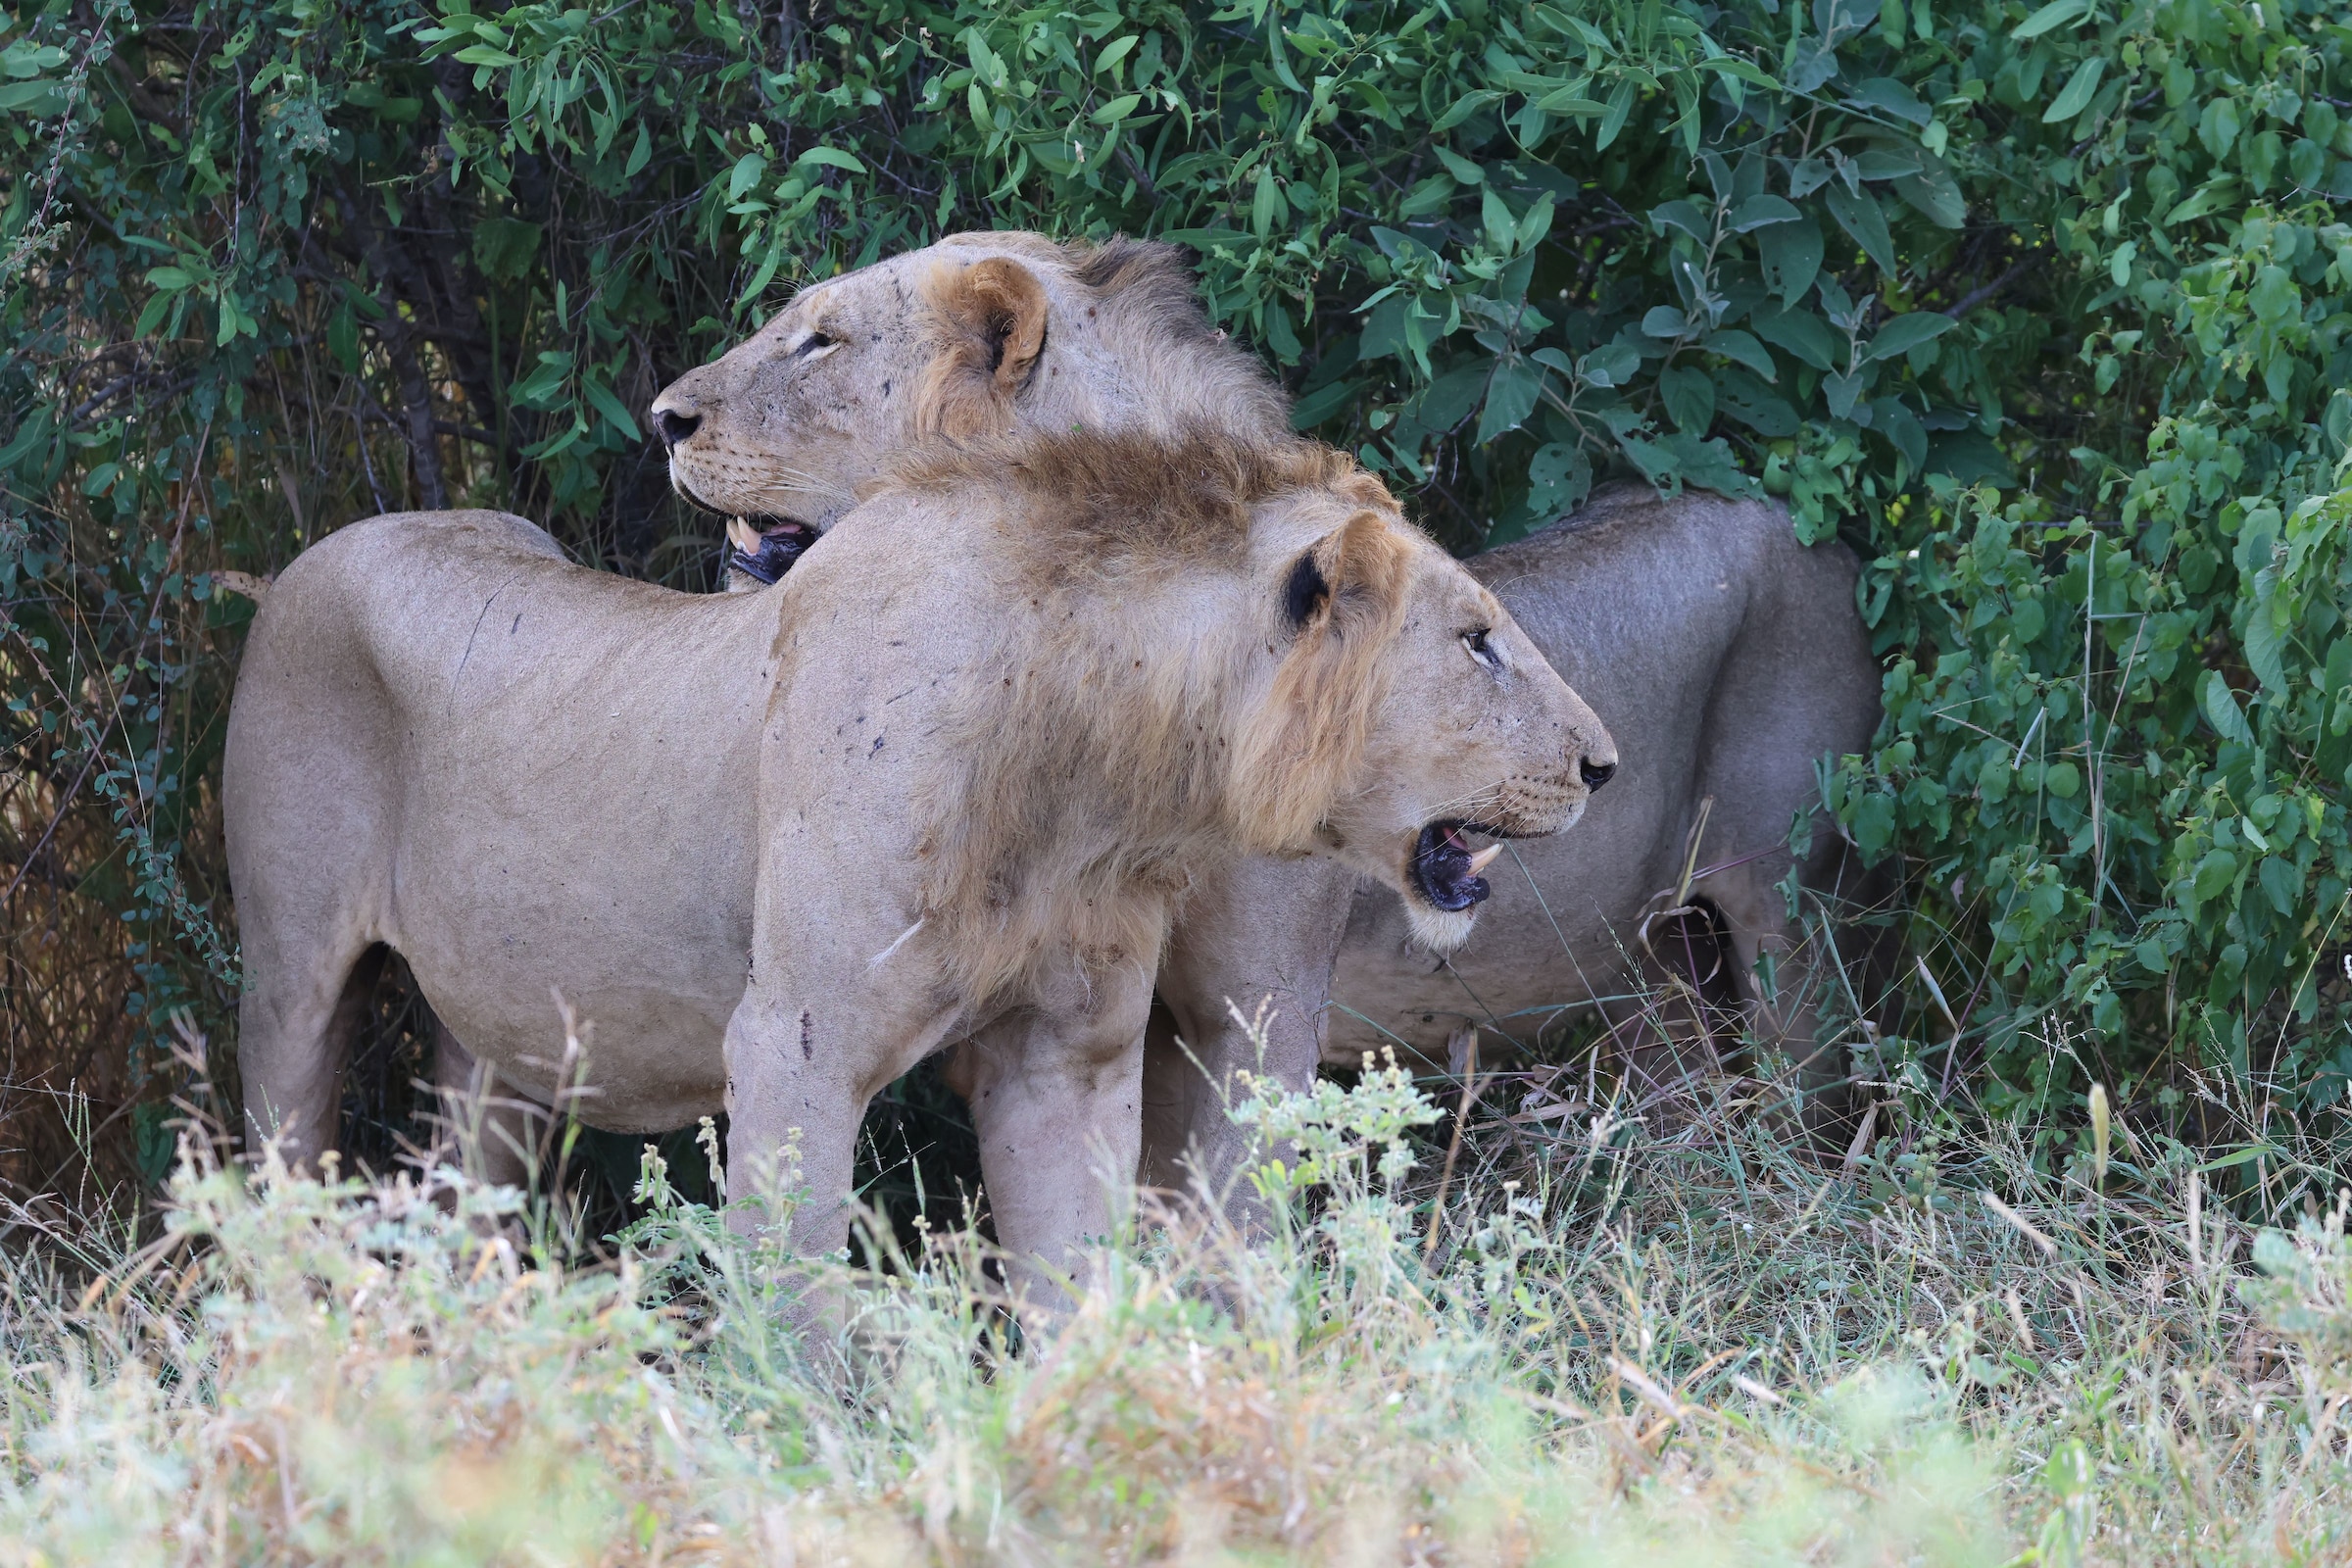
[1238,511,1415,849]
[917,256,1051,438]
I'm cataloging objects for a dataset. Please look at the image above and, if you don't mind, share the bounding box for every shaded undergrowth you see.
[0,1040,2346,1566]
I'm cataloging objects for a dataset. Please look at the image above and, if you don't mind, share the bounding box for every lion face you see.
[1340,539,1616,954]
[650,234,1286,585]
[1233,501,1616,955]
[650,249,951,553]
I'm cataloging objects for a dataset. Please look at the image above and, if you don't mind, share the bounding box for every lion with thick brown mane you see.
[225,419,1615,1293]
[650,231,1882,1191]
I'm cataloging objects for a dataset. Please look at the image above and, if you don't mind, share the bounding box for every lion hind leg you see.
[962,960,1155,1324]
[239,938,383,1177]
[1706,864,1857,1139]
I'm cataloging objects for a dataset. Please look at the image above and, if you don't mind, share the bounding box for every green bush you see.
[4,0,2351,1132]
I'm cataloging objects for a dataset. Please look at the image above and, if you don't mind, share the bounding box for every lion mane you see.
[881,427,1413,1004]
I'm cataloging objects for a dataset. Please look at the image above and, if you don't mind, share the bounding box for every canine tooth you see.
[726,515,761,553]
[1465,843,1503,877]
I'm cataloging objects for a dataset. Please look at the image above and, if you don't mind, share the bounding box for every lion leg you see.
[427,1019,542,1189]
[718,964,962,1261]
[237,934,381,1177]
[962,958,1155,1317]
[1706,862,1854,1136]
[1142,856,1353,1213]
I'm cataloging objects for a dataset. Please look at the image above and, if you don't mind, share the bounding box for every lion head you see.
[650,233,1288,585]
[873,428,1617,985]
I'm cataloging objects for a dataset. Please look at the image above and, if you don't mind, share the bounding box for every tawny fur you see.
[915,256,1052,438]
[891,429,1421,1004]
[654,233,1291,545]
[225,416,1609,1302]
[647,228,1879,1205]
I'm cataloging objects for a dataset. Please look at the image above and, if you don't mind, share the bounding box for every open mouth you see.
[724,514,816,585]
[1410,820,1507,912]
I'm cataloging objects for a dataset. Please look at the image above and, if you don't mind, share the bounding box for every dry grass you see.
[0,1045,2346,1566]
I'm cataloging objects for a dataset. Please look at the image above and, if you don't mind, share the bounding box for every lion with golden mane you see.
[224,422,1614,1289]
[650,231,1882,1192]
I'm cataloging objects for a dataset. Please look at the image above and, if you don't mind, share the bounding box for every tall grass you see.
[1,1036,2346,1566]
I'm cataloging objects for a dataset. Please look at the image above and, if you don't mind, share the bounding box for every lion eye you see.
[796,330,838,359]
[1462,628,1501,671]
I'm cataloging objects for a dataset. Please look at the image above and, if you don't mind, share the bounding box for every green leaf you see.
[795,146,865,174]
[2245,600,2290,696]
[327,304,360,373]
[2163,178,2238,226]
[511,350,574,409]
[1894,166,1966,228]
[143,267,198,292]
[1579,342,1641,388]
[2010,0,2088,40]
[2190,849,2238,903]
[2200,670,2255,746]
[1926,430,2016,486]
[1094,35,1138,75]
[1091,93,1142,124]
[1516,193,1556,252]
[1435,145,1485,184]
[2199,97,2241,159]
[583,377,642,442]
[1758,216,1824,304]
[1481,187,1518,251]
[624,122,652,178]
[0,78,65,114]
[1705,57,1779,91]
[1727,194,1800,232]
[2041,56,2106,123]
[1431,89,1500,133]
[132,291,172,339]
[1824,367,1869,419]
[471,218,543,284]
[1876,398,1928,470]
[1289,377,1361,429]
[1527,441,1590,509]
[1595,76,1635,150]
[1413,366,1488,434]
[1658,366,1715,432]
[1642,305,1690,339]
[1252,167,1287,238]
[1751,307,1838,370]
[1651,199,1709,242]
[1702,328,1777,380]
[1476,360,1544,445]
[1535,86,1605,115]
[2248,265,2298,323]
[1844,75,1931,125]
[1717,368,1797,435]
[1866,312,1957,361]
[1826,185,1896,275]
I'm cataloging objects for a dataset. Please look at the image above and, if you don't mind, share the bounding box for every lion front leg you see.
[718,958,964,1265]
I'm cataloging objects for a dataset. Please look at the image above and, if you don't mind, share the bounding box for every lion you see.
[223,425,1615,1294]
[649,232,1881,1196]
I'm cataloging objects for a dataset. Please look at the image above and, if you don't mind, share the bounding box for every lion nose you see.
[654,407,702,448]
[1580,756,1616,791]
